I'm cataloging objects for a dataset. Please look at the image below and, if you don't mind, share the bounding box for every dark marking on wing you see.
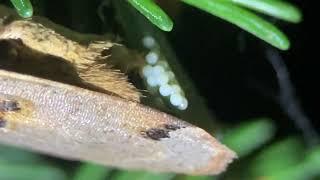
[0,100,20,112]
[164,124,182,131]
[0,118,6,127]
[142,128,170,141]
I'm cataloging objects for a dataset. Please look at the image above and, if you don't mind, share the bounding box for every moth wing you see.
[0,70,236,175]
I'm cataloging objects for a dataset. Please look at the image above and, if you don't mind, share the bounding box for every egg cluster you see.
[141,35,188,110]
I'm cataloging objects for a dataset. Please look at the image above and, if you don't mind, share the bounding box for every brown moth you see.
[0,18,140,102]
[0,70,235,175]
[0,6,236,175]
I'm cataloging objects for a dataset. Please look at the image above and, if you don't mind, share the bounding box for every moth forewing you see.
[0,70,235,175]
[0,19,140,102]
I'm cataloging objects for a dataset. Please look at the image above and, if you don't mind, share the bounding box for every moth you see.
[0,5,236,175]
[0,18,140,102]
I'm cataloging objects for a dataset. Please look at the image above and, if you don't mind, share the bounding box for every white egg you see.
[142,36,156,49]
[145,51,159,65]
[142,65,154,77]
[152,65,165,76]
[147,76,158,87]
[178,97,189,110]
[156,73,169,86]
[159,84,173,96]
[170,93,184,107]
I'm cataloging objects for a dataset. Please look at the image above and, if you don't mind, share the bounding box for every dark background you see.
[169,0,319,137]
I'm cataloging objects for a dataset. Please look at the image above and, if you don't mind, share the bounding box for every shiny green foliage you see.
[0,145,66,180]
[223,118,275,157]
[113,170,174,180]
[9,0,302,50]
[73,163,111,180]
[127,0,173,31]
[181,0,291,50]
[226,0,302,23]
[0,163,67,180]
[180,175,214,180]
[250,138,320,180]
[249,137,305,177]
[127,0,301,50]
[10,0,33,18]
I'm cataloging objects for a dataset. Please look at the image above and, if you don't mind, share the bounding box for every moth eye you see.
[10,0,33,18]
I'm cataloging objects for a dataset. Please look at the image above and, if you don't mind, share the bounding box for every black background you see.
[169,0,319,137]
